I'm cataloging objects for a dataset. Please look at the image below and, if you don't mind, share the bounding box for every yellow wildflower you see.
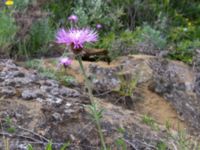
[5,0,14,6]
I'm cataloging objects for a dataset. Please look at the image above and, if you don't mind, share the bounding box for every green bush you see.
[96,25,167,60]
[73,0,124,32]
[45,0,124,33]
[43,0,74,28]
[107,31,136,60]
[168,40,200,63]
[135,25,167,50]
[0,10,17,56]
[18,18,54,57]
[14,0,32,10]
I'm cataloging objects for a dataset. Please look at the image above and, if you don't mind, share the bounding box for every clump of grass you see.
[142,114,159,130]
[27,140,70,150]
[0,10,18,56]
[25,59,76,86]
[14,0,32,10]
[117,72,138,97]
[5,117,16,133]
[18,18,54,57]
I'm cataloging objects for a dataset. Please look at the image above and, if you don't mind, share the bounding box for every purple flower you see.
[96,24,102,29]
[58,57,72,68]
[56,28,98,53]
[56,28,68,44]
[68,14,78,23]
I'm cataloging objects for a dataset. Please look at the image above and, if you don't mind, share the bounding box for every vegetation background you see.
[0,0,200,63]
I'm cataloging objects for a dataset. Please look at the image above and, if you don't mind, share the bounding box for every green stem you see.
[77,55,107,150]
[77,55,94,104]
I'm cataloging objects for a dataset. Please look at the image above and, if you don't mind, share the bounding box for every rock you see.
[193,49,200,72]
[0,86,16,97]
[3,77,33,87]
[0,57,199,149]
[12,71,25,78]
[85,55,200,132]
[43,79,59,88]
[21,89,38,100]
[52,112,62,122]
[59,87,80,97]
[50,87,60,96]
[149,58,200,131]
[46,97,63,104]
[194,73,200,97]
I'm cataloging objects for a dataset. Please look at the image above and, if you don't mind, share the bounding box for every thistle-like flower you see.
[56,28,98,53]
[96,24,102,29]
[68,14,78,23]
[58,57,72,69]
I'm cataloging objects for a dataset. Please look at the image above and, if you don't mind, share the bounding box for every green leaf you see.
[60,142,70,150]
[45,141,53,150]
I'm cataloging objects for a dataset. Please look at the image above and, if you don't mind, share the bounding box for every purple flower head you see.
[96,24,102,29]
[56,28,68,44]
[56,28,98,54]
[58,57,72,68]
[68,14,78,23]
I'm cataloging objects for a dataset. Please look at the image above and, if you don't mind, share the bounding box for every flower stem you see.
[77,55,94,104]
[77,55,107,150]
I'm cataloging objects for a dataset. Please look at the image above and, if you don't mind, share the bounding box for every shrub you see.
[14,0,31,10]
[168,40,200,63]
[18,18,54,57]
[108,31,136,60]
[135,25,167,50]
[73,0,124,32]
[0,10,17,56]
[96,25,167,60]
[43,0,74,27]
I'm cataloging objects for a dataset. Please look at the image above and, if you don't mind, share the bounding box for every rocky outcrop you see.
[0,56,199,149]
[148,58,200,133]
[0,59,175,150]
[85,55,200,133]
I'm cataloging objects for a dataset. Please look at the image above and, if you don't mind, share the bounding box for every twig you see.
[94,90,113,97]
[16,126,49,142]
[27,141,99,149]
[133,139,156,149]
[0,118,49,143]
[0,132,41,143]
[122,138,138,150]
[78,121,94,135]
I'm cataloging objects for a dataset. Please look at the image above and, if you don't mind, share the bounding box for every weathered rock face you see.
[0,59,176,150]
[193,49,200,98]
[86,55,200,133]
[89,55,153,93]
[1,56,200,149]
[148,58,200,132]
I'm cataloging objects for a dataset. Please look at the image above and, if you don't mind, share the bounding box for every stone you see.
[21,90,37,100]
[149,58,200,130]
[3,77,33,87]
[12,71,25,78]
[59,87,80,97]
[0,86,16,97]
[50,88,60,96]
[52,112,62,122]
[46,97,63,104]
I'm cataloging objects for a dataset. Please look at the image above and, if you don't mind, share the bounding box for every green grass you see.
[18,18,54,57]
[117,72,138,97]
[25,59,76,86]
[141,114,159,130]
[0,9,17,55]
